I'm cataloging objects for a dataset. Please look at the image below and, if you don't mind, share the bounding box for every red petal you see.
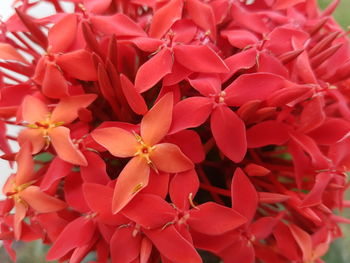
[188,202,246,235]
[48,14,77,53]
[289,224,313,262]
[141,92,173,145]
[300,172,332,208]
[91,127,138,158]
[225,73,286,106]
[273,0,306,9]
[42,63,69,98]
[308,118,350,145]
[46,217,96,260]
[151,143,194,173]
[135,48,173,93]
[169,169,199,210]
[250,216,279,239]
[298,96,325,133]
[120,74,148,115]
[221,29,258,49]
[141,170,169,199]
[21,95,49,123]
[186,0,216,40]
[91,14,146,37]
[80,151,110,184]
[51,94,97,124]
[170,97,213,134]
[122,194,176,229]
[57,50,97,81]
[64,172,90,213]
[40,156,72,190]
[18,128,45,154]
[0,43,27,63]
[149,0,183,38]
[110,227,141,263]
[112,156,150,213]
[230,2,268,34]
[15,143,35,186]
[246,120,290,148]
[83,183,123,225]
[166,130,205,163]
[174,45,228,73]
[221,48,257,82]
[49,126,87,166]
[144,225,201,263]
[85,0,112,13]
[231,168,258,224]
[289,132,329,169]
[20,186,67,213]
[211,106,247,162]
[14,202,26,240]
[220,239,255,263]
[188,73,221,97]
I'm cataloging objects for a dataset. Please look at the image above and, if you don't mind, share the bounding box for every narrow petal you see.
[141,92,173,145]
[110,227,141,263]
[15,143,35,186]
[174,45,228,73]
[211,106,247,163]
[169,97,213,134]
[0,43,27,63]
[46,217,96,260]
[42,63,69,99]
[120,74,148,115]
[140,237,153,263]
[48,14,77,53]
[122,194,176,229]
[14,202,26,240]
[149,0,183,39]
[289,224,313,262]
[112,156,150,213]
[57,50,97,81]
[144,225,201,263]
[51,94,97,124]
[188,202,246,235]
[21,95,49,124]
[135,48,173,93]
[91,127,138,158]
[151,143,194,173]
[19,186,67,213]
[169,169,199,210]
[231,168,258,224]
[49,126,87,166]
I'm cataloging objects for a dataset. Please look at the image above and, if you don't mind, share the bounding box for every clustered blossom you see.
[0,0,350,262]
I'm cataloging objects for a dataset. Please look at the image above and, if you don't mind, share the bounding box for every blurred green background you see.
[1,0,350,262]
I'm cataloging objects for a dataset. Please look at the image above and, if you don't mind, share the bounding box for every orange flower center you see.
[133,133,156,165]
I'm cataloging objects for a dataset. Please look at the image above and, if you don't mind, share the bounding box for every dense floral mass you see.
[0,0,350,262]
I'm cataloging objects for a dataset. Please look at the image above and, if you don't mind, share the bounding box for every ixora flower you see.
[92,93,194,213]
[1,0,350,262]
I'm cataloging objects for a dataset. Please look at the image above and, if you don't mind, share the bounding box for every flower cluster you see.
[1,0,350,262]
